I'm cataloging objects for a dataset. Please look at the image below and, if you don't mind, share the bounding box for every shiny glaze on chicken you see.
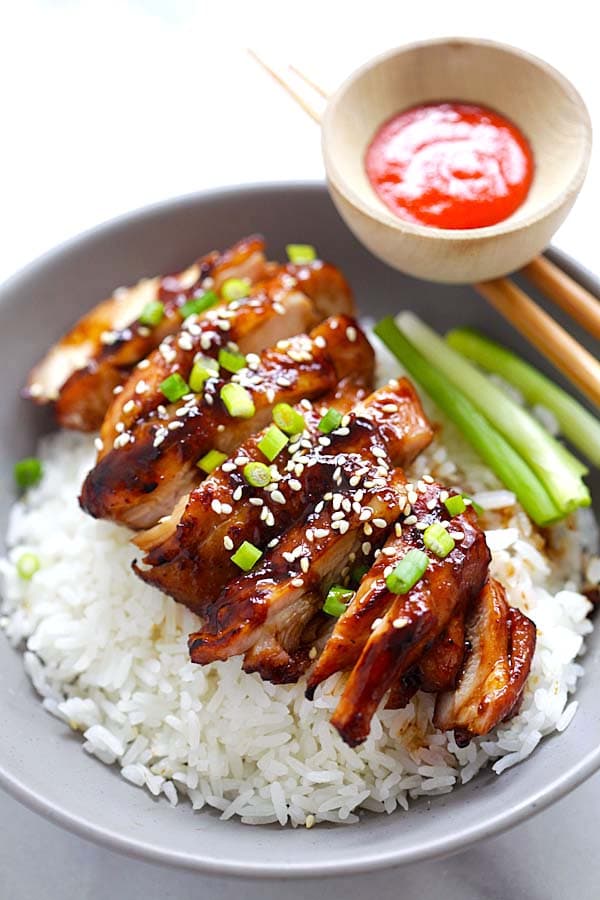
[26,236,268,431]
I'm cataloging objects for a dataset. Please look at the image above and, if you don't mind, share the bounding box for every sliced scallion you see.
[243,461,272,487]
[396,312,589,514]
[385,549,429,594]
[197,449,227,474]
[272,402,305,436]
[14,457,43,490]
[444,494,466,517]
[180,290,219,319]
[220,383,255,418]
[189,355,219,392]
[423,522,455,558]
[16,552,40,580]
[447,327,600,468]
[373,318,560,526]
[159,373,190,403]
[318,407,343,434]
[286,244,317,264]
[139,300,165,327]
[258,425,288,461]
[231,540,262,572]
[218,347,247,374]
[221,278,250,302]
[323,584,353,617]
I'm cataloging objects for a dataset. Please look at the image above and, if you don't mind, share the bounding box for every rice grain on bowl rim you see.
[0,340,597,827]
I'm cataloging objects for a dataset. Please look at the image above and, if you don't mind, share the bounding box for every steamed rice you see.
[0,346,597,826]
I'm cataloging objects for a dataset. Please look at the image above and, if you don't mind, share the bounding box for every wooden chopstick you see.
[522,255,600,341]
[475,279,600,406]
[250,51,600,408]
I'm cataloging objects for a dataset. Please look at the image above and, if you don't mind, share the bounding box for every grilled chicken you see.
[308,482,490,746]
[80,312,365,530]
[434,578,536,745]
[386,599,468,709]
[133,378,369,607]
[187,380,434,681]
[26,236,268,431]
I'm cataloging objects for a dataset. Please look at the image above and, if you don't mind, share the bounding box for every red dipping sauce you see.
[365,102,534,230]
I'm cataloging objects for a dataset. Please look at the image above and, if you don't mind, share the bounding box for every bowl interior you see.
[1,183,600,877]
[323,39,591,236]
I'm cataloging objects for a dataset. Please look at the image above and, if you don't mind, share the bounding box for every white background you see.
[0,0,598,282]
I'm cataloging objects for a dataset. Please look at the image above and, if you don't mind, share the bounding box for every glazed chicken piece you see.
[133,378,368,606]
[434,578,536,745]
[135,378,431,616]
[386,600,468,709]
[26,236,268,431]
[308,482,490,746]
[187,380,434,681]
[80,314,366,530]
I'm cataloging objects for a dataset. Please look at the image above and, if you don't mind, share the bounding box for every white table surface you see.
[1,1,599,896]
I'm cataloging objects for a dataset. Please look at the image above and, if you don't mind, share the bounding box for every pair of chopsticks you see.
[249,50,600,409]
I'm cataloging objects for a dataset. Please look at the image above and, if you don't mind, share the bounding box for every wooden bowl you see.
[322,38,592,284]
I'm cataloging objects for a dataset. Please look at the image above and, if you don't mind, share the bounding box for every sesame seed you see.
[300,557,310,573]
[113,432,132,449]
[346,325,357,343]
[308,647,318,660]
[314,335,327,348]
[382,546,396,557]
[115,422,125,433]
[267,538,279,548]
[423,475,434,484]
[137,358,150,370]
[168,421,183,430]
[426,498,437,510]
[266,511,275,527]
[359,507,372,522]
[393,616,410,629]
[439,490,449,503]
[135,380,149,395]
[222,461,236,473]
[394,522,402,537]
[178,332,193,351]
[338,521,350,535]
[449,531,464,540]
[273,302,286,315]
[123,399,135,414]
[249,497,264,506]
[289,479,302,492]
[362,541,371,555]
[271,490,286,505]
[363,523,373,536]
[371,618,383,631]
[113,385,124,395]
[404,515,417,525]
[408,490,418,505]
[415,521,428,530]
[333,427,350,436]
[314,528,329,539]
[318,436,331,447]
[384,565,394,578]
[221,502,233,514]
[306,528,314,542]
[211,499,222,514]
[382,403,397,413]
[372,518,387,529]
[332,511,345,521]
[283,551,295,563]
[223,536,234,550]
[291,577,304,588]
[200,333,213,350]
[349,475,361,488]
[315,501,324,514]
[260,506,269,521]
[94,437,104,452]
[232,486,243,501]
[372,446,386,459]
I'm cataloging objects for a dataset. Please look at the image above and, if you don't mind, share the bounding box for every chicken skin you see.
[26,236,268,430]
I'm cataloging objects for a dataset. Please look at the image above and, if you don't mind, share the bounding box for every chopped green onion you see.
[231,540,262,572]
[373,318,561,526]
[258,425,288,461]
[159,373,190,403]
[323,584,354,617]
[286,244,317,264]
[189,355,219,392]
[272,402,305,436]
[218,347,247,373]
[14,457,43,490]
[447,327,600,468]
[385,549,429,594]
[139,300,165,327]
[396,312,589,514]
[243,461,272,487]
[197,449,227,474]
[220,383,256,418]
[16,552,40,580]
[221,278,250,302]
[180,290,219,319]
[423,522,455,558]
[444,494,466,517]
[318,407,343,434]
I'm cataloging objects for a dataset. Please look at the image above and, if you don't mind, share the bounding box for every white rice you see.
[1,345,597,826]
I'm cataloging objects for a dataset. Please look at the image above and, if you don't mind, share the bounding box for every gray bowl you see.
[1,182,599,877]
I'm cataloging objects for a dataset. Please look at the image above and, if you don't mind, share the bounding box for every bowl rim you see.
[322,36,593,243]
[1,180,600,878]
